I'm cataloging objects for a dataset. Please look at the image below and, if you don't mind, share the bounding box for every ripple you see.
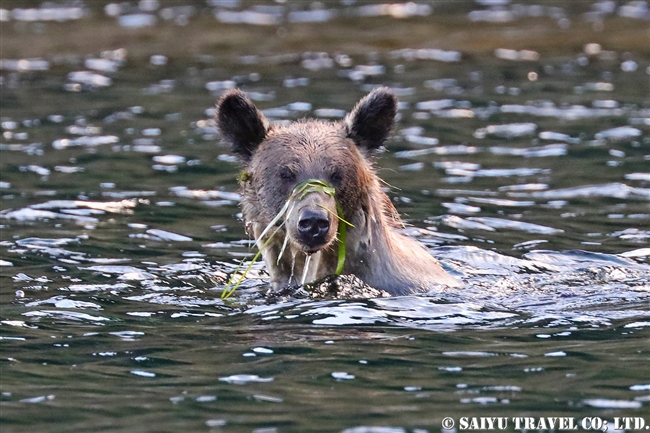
[195,395,217,402]
[523,250,647,269]
[625,173,650,182]
[544,351,567,357]
[475,123,537,138]
[110,331,145,340]
[595,126,642,141]
[466,217,563,234]
[25,297,102,310]
[440,215,495,231]
[280,296,518,328]
[331,371,355,380]
[489,143,567,157]
[22,310,110,323]
[130,370,156,378]
[394,145,479,159]
[624,322,650,329]
[1,208,98,223]
[583,398,642,409]
[19,395,55,404]
[443,351,497,357]
[81,266,143,274]
[66,283,133,292]
[145,229,192,242]
[519,183,650,200]
[218,374,274,384]
[467,197,536,207]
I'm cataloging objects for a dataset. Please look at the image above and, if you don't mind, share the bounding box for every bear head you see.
[216,87,397,256]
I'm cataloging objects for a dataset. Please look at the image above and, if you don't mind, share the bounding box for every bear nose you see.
[297,209,330,241]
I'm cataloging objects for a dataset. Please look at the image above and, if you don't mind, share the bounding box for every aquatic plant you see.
[221,178,353,299]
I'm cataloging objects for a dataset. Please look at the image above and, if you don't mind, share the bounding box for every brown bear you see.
[216,87,460,296]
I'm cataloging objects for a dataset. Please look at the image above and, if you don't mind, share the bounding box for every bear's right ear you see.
[216,89,269,161]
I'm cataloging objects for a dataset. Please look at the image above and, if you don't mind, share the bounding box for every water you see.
[1,1,649,432]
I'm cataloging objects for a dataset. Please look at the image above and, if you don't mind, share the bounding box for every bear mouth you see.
[298,240,334,256]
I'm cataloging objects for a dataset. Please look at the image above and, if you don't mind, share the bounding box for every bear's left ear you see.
[344,87,398,151]
[216,89,270,161]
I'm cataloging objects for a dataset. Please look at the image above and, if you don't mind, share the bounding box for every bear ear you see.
[344,87,398,152]
[216,89,269,161]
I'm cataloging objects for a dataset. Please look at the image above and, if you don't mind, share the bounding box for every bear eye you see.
[279,167,296,182]
[329,169,343,185]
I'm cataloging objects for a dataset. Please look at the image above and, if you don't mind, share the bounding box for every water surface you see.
[1,1,649,432]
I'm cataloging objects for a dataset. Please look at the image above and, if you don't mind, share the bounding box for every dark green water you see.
[1,1,649,432]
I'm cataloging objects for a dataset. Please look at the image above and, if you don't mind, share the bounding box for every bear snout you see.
[298,208,330,238]
[292,204,336,253]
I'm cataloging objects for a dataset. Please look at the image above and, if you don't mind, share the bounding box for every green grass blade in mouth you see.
[335,202,348,275]
[316,201,353,275]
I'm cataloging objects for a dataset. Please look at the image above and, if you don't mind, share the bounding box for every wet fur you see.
[217,88,460,296]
